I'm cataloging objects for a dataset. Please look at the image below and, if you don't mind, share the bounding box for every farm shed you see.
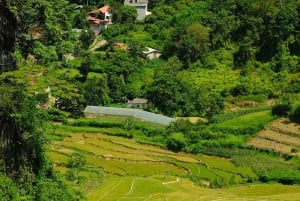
[126,98,148,108]
[83,106,174,125]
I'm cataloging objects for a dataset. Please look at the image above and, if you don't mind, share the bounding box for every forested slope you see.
[5,0,300,118]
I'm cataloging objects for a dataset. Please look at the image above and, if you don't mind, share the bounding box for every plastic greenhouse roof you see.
[83,106,174,125]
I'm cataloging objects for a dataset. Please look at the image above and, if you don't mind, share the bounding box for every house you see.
[143,47,161,60]
[83,106,174,125]
[126,98,148,108]
[124,0,150,21]
[87,5,113,35]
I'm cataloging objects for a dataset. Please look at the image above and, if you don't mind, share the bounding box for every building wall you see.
[136,6,147,21]
[89,23,99,33]
[105,12,113,24]
[147,52,162,60]
[124,0,148,21]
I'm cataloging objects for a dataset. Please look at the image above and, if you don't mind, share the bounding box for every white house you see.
[143,47,161,60]
[87,6,113,35]
[124,0,150,21]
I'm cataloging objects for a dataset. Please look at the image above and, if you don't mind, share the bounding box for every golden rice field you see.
[46,125,300,201]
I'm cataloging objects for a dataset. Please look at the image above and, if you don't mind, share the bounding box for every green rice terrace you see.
[46,113,300,201]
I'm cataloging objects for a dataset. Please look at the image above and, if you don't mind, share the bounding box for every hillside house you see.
[87,6,113,35]
[126,98,148,108]
[143,47,161,60]
[124,0,150,21]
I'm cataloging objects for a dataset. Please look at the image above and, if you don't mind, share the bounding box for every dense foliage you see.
[3,0,299,119]
[1,0,300,196]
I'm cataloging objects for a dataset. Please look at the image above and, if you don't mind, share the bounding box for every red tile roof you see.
[88,5,110,14]
[99,5,110,13]
[87,16,101,24]
[87,16,109,25]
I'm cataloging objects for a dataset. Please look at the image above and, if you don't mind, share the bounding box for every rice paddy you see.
[47,119,300,201]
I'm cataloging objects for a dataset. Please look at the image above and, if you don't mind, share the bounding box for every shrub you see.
[47,108,67,122]
[230,85,249,96]
[290,105,300,123]
[35,179,79,201]
[167,132,187,152]
[272,103,291,117]
[0,174,19,201]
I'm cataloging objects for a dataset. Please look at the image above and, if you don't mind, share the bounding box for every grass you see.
[49,130,255,186]
[69,116,166,130]
[46,116,300,201]
[213,111,274,135]
[198,155,237,171]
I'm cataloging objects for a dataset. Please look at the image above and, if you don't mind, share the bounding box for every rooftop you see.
[88,5,110,15]
[124,0,148,5]
[84,106,174,125]
[127,98,148,104]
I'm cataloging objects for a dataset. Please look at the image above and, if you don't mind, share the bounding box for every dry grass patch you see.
[247,138,292,153]
[246,118,300,154]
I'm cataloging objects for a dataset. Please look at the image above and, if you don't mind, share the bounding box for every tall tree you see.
[0,84,47,177]
[165,23,210,67]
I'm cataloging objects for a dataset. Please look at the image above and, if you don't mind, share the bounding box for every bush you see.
[290,105,300,123]
[47,108,67,122]
[70,119,123,128]
[272,103,291,117]
[35,179,79,201]
[167,132,187,152]
[230,85,249,96]
[0,174,19,201]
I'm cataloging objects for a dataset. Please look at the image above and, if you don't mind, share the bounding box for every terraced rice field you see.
[47,124,300,201]
[247,118,300,155]
[85,177,300,201]
[49,132,246,179]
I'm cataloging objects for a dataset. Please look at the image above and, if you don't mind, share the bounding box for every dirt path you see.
[162,177,179,185]
[90,39,108,51]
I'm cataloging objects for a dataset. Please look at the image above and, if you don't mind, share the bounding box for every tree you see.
[83,72,110,105]
[0,84,47,177]
[147,57,183,115]
[165,23,210,66]
[113,5,137,24]
[67,153,86,183]
[53,79,85,117]
[33,41,58,65]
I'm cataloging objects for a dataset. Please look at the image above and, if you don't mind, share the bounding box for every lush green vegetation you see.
[45,120,300,200]
[1,0,300,200]
[5,0,300,118]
